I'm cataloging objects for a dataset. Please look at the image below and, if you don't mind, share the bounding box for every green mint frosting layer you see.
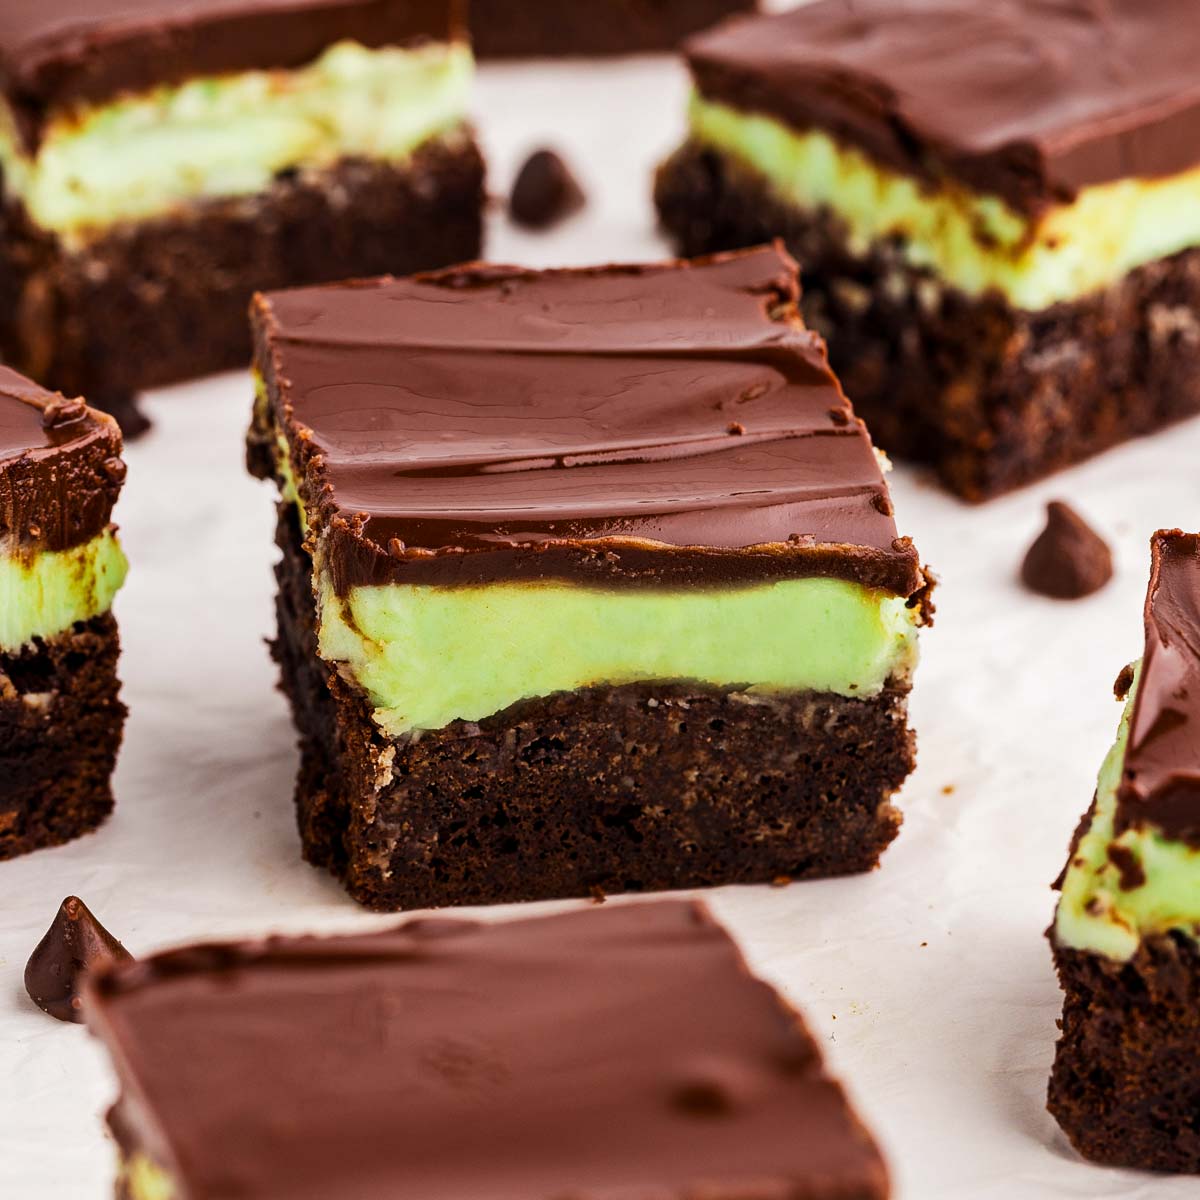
[0,41,473,243]
[688,94,1200,311]
[1055,666,1200,961]
[315,569,921,737]
[0,529,128,651]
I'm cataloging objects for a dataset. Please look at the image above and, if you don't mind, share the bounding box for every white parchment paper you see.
[2,52,1198,1200]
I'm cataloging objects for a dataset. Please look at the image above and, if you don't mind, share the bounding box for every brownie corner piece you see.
[87,901,890,1198]
[0,0,483,416]
[1048,531,1200,1171]
[657,1,1200,499]
[0,366,128,858]
[251,245,932,910]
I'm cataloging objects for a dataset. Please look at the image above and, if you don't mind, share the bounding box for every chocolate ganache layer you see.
[0,0,461,149]
[0,365,123,553]
[252,244,927,599]
[87,901,888,1199]
[1117,531,1200,847]
[686,0,1200,216]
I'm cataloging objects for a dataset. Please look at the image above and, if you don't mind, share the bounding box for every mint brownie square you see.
[0,0,484,427]
[0,366,128,857]
[1050,530,1200,1171]
[87,901,889,1199]
[656,0,1200,498]
[248,244,933,910]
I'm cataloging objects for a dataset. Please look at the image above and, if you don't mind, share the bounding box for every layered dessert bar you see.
[470,0,755,58]
[1049,531,1200,1171]
[86,900,890,1199]
[249,244,933,910]
[0,367,128,859]
[656,0,1200,499]
[0,0,483,427]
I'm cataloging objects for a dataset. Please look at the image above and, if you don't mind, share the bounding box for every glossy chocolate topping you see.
[86,901,889,1200]
[0,0,460,147]
[252,245,926,598]
[687,0,1200,215]
[1117,531,1200,847]
[0,365,123,553]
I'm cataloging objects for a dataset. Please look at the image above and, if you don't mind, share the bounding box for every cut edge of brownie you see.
[270,506,913,910]
[0,613,126,859]
[0,135,485,420]
[655,141,1200,501]
[1048,931,1200,1171]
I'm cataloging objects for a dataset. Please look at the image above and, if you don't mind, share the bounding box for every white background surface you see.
[2,52,1198,1200]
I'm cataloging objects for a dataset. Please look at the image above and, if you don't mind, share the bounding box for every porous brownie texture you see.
[0,614,126,859]
[0,139,485,423]
[470,0,755,57]
[270,510,912,911]
[1049,932,1200,1171]
[655,143,1200,500]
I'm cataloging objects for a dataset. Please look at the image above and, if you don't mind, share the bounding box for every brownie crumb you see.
[1021,501,1113,599]
[25,897,132,1023]
[1114,663,1136,699]
[510,150,585,229]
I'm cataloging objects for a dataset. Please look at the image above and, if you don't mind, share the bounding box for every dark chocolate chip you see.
[1021,501,1113,599]
[510,150,585,229]
[25,897,132,1023]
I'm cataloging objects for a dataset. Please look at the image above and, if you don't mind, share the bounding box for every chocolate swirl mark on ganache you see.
[1116,531,1200,846]
[685,0,1200,216]
[254,246,926,597]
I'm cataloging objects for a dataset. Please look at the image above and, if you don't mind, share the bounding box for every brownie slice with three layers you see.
[249,244,933,910]
[657,0,1200,498]
[0,0,484,427]
[0,365,128,858]
[1050,530,1200,1172]
[87,901,889,1199]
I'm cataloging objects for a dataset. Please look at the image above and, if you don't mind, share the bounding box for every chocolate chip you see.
[510,150,585,229]
[25,897,132,1023]
[1020,501,1113,599]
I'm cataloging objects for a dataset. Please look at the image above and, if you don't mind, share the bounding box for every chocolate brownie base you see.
[0,614,126,859]
[0,136,485,428]
[270,509,913,910]
[1049,933,1200,1171]
[655,142,1200,500]
[470,0,755,57]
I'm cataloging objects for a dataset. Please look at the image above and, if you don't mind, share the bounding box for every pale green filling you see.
[689,94,1200,310]
[0,529,128,651]
[316,568,920,736]
[1055,666,1200,961]
[0,40,473,242]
